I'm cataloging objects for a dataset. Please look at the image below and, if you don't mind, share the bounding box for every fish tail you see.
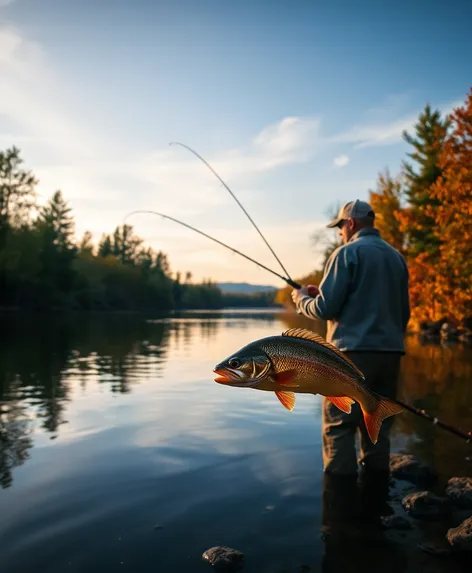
[361,396,403,445]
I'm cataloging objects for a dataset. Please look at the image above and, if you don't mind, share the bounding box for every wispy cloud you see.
[332,97,462,149]
[333,154,349,167]
[0,0,16,6]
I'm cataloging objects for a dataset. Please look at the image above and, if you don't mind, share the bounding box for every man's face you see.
[338,219,356,244]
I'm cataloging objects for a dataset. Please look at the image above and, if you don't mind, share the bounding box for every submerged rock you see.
[402,491,451,520]
[389,453,436,487]
[446,477,472,509]
[202,546,245,572]
[447,516,472,552]
[381,515,412,530]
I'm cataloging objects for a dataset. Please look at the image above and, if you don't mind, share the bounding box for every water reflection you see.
[0,309,471,573]
[321,471,408,573]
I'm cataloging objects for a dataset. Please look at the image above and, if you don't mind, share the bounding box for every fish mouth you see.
[213,368,239,384]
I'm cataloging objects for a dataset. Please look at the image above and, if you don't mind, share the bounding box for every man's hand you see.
[307,284,320,297]
[291,284,319,305]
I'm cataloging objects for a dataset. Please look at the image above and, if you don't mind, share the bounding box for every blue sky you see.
[1,0,470,286]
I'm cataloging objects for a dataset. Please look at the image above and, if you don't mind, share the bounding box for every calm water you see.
[1,310,471,573]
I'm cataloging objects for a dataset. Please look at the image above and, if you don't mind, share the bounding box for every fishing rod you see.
[169,141,294,282]
[394,399,471,443]
[123,209,302,289]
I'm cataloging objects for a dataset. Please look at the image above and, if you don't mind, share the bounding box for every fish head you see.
[213,344,272,388]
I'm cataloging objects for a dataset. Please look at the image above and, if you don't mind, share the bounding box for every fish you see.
[213,327,403,444]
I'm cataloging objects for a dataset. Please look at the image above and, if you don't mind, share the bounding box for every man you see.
[291,199,410,477]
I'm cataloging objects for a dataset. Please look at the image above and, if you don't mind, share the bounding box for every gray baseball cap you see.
[326,199,375,228]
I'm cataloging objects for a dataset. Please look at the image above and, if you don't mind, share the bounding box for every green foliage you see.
[401,104,451,256]
[0,146,277,312]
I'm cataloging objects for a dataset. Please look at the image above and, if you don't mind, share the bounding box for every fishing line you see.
[169,141,294,282]
[123,209,301,289]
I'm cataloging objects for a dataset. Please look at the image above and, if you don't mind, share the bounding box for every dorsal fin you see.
[281,328,364,379]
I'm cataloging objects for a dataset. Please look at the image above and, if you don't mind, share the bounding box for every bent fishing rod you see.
[123,209,302,289]
[169,141,294,283]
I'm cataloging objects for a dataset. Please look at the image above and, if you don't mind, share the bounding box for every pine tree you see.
[0,146,37,243]
[111,224,142,265]
[36,190,77,300]
[400,104,450,257]
[98,234,112,257]
[79,231,94,254]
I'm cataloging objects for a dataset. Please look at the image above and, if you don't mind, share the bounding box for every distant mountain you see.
[217,282,279,294]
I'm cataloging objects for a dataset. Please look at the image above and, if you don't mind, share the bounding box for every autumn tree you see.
[424,90,472,324]
[368,168,406,253]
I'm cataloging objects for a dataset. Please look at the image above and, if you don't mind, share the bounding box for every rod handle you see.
[285,279,301,289]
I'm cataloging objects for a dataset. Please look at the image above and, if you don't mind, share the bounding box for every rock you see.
[202,546,245,572]
[402,491,452,520]
[447,516,472,552]
[446,477,472,509]
[389,453,437,487]
[381,515,412,530]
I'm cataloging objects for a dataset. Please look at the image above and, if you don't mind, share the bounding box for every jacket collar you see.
[349,228,380,243]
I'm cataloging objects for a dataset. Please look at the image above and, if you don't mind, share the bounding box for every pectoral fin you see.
[275,391,296,411]
[327,396,355,414]
[271,369,298,386]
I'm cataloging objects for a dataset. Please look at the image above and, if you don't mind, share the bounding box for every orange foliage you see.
[425,89,472,323]
[368,169,406,254]
[406,89,472,326]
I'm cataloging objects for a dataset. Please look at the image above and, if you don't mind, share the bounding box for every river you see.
[0,310,471,572]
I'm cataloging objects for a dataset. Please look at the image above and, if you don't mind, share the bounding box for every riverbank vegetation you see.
[0,152,277,311]
[276,88,472,331]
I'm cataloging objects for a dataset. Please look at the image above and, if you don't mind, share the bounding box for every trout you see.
[213,327,403,444]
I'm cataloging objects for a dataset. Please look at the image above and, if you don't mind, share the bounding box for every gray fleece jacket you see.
[295,228,410,353]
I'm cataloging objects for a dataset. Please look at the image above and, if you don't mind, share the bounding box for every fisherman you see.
[291,200,410,477]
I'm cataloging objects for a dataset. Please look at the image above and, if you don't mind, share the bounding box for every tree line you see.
[0,150,278,312]
[277,88,472,331]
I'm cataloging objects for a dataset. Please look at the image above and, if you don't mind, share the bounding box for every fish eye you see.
[228,358,241,369]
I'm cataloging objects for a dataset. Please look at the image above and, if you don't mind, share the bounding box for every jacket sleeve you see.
[296,247,353,320]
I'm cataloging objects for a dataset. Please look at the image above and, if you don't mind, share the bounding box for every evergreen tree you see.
[401,104,450,256]
[98,234,112,257]
[36,190,78,303]
[0,146,37,243]
[111,224,142,265]
[79,231,94,254]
